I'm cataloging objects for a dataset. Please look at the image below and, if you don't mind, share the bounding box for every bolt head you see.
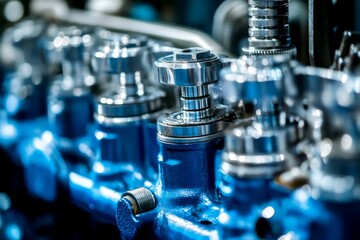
[174,47,211,61]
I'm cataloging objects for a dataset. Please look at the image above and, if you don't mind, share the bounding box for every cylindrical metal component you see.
[122,187,156,215]
[155,48,233,143]
[220,56,304,179]
[243,0,296,57]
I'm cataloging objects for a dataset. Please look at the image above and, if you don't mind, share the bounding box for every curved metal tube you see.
[49,9,232,56]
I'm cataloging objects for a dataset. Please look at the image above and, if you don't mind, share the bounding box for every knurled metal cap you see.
[154,47,223,86]
[242,46,297,59]
[122,187,156,215]
[92,32,151,74]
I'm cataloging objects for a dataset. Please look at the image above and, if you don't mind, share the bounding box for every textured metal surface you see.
[243,0,296,57]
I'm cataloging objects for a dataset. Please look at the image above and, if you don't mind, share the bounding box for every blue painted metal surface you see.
[143,120,160,181]
[281,187,360,240]
[219,174,290,239]
[116,138,224,239]
[95,121,144,172]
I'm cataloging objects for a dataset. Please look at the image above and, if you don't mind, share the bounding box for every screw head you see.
[174,47,211,61]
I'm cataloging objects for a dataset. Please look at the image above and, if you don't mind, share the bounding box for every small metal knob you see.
[92,31,165,120]
[122,187,156,215]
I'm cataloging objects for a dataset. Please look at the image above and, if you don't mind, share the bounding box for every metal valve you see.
[155,47,233,143]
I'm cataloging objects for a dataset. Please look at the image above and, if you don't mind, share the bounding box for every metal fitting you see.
[242,0,296,57]
[155,47,234,143]
[122,187,156,215]
[92,31,165,123]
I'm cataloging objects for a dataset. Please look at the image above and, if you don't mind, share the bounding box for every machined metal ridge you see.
[157,106,234,139]
[154,53,223,86]
[96,87,165,118]
[221,152,288,178]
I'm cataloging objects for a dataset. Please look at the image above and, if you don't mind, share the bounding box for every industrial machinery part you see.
[116,47,235,239]
[242,0,296,57]
[92,31,165,176]
[1,1,360,239]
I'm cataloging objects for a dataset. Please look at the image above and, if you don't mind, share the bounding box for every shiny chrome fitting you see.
[155,48,234,143]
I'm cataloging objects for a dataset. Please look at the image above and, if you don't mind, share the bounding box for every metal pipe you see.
[44,9,232,56]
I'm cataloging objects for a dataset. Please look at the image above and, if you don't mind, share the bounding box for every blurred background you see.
[1,0,360,64]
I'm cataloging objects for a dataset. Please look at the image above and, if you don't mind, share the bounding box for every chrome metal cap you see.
[96,87,165,119]
[155,47,223,86]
